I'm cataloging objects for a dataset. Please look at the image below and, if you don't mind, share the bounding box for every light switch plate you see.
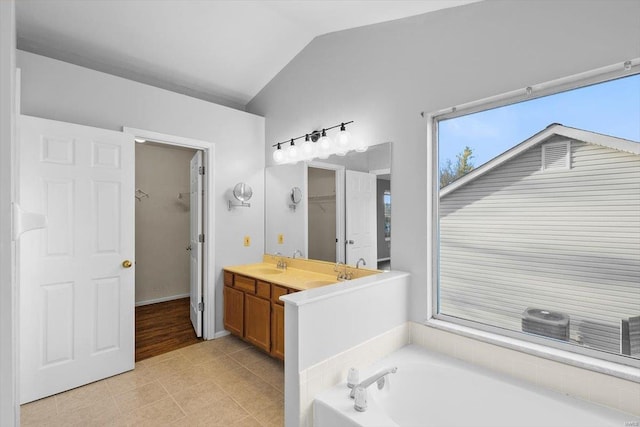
[278,234,284,244]
[244,236,250,246]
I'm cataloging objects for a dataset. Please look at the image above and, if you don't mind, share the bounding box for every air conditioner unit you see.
[522,308,569,341]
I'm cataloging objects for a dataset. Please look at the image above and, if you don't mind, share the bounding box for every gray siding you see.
[439,137,640,354]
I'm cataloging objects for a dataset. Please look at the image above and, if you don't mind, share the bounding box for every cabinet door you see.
[271,303,285,360]
[224,286,244,337]
[244,294,271,353]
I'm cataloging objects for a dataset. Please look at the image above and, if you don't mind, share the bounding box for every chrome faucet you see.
[356,258,366,269]
[292,249,303,259]
[334,262,352,280]
[349,366,398,402]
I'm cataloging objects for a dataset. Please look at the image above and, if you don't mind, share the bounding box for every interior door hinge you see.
[198,234,205,243]
[198,301,204,312]
[199,166,205,175]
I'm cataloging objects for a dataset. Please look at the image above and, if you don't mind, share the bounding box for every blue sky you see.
[438,73,640,169]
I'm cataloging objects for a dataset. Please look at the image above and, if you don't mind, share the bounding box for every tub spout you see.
[349,367,397,399]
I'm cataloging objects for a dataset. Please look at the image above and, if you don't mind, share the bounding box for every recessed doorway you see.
[134,141,203,361]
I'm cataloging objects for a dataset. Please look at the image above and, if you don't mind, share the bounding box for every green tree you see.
[440,146,474,188]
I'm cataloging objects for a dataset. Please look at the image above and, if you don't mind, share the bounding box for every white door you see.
[18,115,135,404]
[189,151,203,337]
[345,170,377,267]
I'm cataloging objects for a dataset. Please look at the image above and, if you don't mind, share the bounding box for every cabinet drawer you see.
[256,281,271,299]
[224,271,234,287]
[272,285,288,305]
[235,275,256,293]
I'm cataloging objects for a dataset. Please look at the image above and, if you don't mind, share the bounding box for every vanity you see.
[223,254,381,360]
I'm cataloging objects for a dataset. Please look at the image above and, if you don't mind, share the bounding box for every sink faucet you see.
[350,367,398,412]
[334,262,352,280]
[356,258,366,269]
[292,249,303,259]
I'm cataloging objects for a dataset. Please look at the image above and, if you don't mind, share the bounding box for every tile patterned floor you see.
[21,335,284,426]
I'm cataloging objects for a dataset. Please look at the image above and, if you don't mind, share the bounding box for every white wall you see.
[135,143,195,305]
[0,1,18,425]
[247,0,640,325]
[17,50,265,337]
[282,271,410,427]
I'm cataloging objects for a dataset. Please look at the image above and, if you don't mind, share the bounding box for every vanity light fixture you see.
[286,139,298,161]
[228,182,253,210]
[273,143,285,163]
[335,122,351,156]
[272,120,359,164]
[300,134,316,160]
[317,129,332,159]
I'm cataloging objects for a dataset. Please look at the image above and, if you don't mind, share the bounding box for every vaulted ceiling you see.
[16,0,481,110]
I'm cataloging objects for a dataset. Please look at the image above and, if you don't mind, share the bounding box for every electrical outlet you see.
[277,234,284,244]
[244,236,250,247]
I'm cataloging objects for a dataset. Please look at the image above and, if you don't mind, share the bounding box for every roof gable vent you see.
[541,140,570,171]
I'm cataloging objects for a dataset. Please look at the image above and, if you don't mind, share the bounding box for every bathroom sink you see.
[249,267,285,275]
[304,280,336,288]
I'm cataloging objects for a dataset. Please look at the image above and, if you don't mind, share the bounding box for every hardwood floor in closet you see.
[135,297,202,362]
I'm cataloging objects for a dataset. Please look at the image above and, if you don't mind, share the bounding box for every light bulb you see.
[301,135,315,160]
[273,145,285,163]
[336,123,351,151]
[317,130,332,159]
[287,140,298,162]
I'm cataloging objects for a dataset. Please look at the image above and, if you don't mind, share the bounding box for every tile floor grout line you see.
[114,379,170,416]
[157,378,188,423]
[224,390,269,427]
[22,336,284,427]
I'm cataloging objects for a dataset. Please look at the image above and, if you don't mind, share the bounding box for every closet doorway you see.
[134,141,203,360]
[126,126,216,362]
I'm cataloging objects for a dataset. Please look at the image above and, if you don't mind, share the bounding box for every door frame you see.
[123,127,216,340]
[305,161,345,263]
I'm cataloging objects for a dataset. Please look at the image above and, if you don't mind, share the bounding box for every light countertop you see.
[223,262,340,291]
[224,255,381,291]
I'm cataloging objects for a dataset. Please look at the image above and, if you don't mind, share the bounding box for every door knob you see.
[122,260,133,268]
[347,240,355,244]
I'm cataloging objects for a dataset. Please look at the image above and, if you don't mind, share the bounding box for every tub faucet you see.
[292,249,303,259]
[349,367,398,399]
[356,258,366,269]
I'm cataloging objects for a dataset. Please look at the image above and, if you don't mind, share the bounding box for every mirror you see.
[233,182,253,202]
[290,187,303,206]
[265,142,391,270]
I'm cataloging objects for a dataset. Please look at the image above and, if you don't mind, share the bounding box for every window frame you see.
[426,59,640,377]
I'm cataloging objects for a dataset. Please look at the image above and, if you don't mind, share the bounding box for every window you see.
[383,191,391,240]
[431,66,640,367]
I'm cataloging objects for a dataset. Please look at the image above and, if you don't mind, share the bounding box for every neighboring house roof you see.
[440,124,640,197]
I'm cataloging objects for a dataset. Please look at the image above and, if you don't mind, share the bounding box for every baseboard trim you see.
[214,330,231,339]
[135,293,190,307]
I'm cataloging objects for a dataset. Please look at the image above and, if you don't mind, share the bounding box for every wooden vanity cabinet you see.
[271,304,285,359]
[223,285,244,336]
[244,293,271,352]
[223,269,299,361]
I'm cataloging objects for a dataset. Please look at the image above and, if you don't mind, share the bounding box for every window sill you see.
[425,318,640,383]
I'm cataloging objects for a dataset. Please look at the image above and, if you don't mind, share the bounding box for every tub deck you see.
[314,345,638,427]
